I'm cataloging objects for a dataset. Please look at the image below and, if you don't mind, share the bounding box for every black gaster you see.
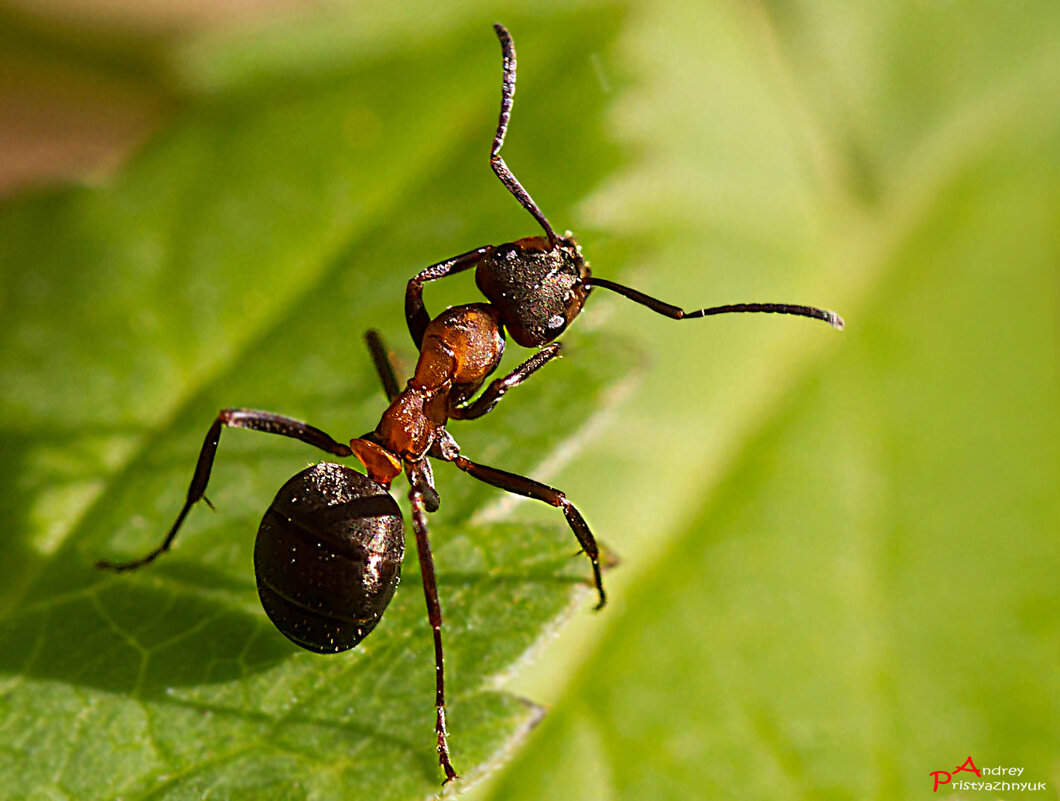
[255,463,404,653]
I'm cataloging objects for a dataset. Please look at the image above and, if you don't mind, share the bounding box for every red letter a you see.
[954,756,981,778]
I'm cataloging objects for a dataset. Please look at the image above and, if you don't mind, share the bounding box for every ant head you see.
[475,234,591,347]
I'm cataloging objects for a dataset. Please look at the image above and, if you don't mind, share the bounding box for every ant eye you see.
[547,314,566,331]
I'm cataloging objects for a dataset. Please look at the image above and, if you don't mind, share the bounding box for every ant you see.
[97,23,843,784]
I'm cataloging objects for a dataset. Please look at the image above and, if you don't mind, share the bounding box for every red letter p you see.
[930,771,952,792]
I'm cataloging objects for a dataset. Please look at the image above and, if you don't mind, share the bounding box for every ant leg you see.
[407,467,459,783]
[585,277,845,329]
[450,455,606,610]
[406,247,492,349]
[364,330,402,401]
[451,342,562,420]
[490,24,558,247]
[96,409,352,572]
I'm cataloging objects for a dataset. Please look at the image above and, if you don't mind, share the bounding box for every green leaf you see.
[476,2,1060,800]
[7,0,1056,799]
[0,6,634,798]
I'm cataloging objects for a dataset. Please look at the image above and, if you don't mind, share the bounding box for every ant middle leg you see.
[449,455,606,609]
[96,409,352,572]
[450,342,562,420]
[364,329,402,401]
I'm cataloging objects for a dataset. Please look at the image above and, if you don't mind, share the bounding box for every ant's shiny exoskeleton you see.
[97,23,843,783]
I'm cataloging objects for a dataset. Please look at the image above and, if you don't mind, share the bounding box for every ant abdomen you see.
[475,235,591,347]
[254,463,405,654]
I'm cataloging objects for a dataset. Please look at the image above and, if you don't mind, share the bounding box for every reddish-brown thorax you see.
[350,303,505,486]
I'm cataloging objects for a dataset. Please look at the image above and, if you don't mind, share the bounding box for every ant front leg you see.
[406,462,458,783]
[450,455,606,610]
[96,409,352,572]
[451,342,562,420]
[406,247,492,349]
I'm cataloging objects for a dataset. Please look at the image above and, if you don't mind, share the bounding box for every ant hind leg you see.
[406,466,459,783]
[96,409,352,572]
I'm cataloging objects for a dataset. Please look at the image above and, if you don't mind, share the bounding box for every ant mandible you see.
[96,23,843,785]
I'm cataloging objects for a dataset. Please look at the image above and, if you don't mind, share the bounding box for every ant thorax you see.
[415,304,505,401]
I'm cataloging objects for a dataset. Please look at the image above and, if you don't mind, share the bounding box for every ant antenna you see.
[491,23,559,248]
[586,277,845,329]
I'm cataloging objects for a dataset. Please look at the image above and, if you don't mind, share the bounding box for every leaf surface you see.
[477,2,1060,799]
[0,7,633,799]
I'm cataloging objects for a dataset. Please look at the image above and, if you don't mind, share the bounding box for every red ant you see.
[97,23,842,783]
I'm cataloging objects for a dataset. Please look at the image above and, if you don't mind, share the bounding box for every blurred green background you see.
[0,1,1056,799]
